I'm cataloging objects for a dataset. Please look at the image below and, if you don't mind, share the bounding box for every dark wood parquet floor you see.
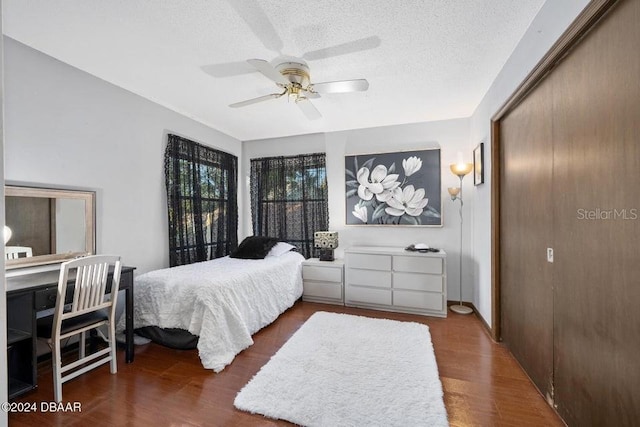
[9,301,563,426]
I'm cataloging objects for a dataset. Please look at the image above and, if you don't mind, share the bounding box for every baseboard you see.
[446,300,497,342]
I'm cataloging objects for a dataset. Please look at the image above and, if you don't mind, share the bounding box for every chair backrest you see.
[54,255,122,326]
[5,246,33,260]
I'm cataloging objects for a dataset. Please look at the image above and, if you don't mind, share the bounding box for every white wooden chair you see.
[5,246,33,259]
[38,255,122,402]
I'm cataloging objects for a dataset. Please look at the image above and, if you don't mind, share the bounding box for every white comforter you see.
[127,252,304,372]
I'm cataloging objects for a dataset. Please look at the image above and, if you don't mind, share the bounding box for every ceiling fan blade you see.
[247,59,289,85]
[302,36,381,61]
[304,91,321,99]
[296,98,322,120]
[227,0,283,53]
[311,79,369,94]
[229,93,282,108]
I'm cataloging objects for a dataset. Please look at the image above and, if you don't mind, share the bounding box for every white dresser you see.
[344,246,447,317]
[302,258,344,305]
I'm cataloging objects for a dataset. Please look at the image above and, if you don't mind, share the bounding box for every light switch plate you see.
[547,248,554,263]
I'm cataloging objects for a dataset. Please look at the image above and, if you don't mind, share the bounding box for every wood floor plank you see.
[9,301,563,426]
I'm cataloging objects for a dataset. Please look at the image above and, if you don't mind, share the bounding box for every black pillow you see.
[230,236,279,259]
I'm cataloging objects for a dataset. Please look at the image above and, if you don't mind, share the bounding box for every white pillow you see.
[266,242,296,258]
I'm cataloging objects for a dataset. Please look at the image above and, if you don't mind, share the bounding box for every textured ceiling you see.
[3,0,546,141]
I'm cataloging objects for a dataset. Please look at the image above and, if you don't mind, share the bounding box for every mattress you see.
[122,251,304,371]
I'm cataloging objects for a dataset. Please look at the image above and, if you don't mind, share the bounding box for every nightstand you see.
[302,258,344,305]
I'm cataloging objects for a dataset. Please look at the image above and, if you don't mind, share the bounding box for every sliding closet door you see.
[500,78,554,399]
[551,0,640,423]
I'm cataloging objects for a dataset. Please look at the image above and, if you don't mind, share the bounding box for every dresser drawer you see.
[34,287,73,311]
[303,281,342,299]
[303,265,342,283]
[347,269,392,288]
[347,286,392,305]
[346,253,392,271]
[34,287,56,310]
[393,290,444,311]
[393,272,443,292]
[393,256,442,274]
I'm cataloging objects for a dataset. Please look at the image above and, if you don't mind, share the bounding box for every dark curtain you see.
[165,134,238,266]
[250,153,328,258]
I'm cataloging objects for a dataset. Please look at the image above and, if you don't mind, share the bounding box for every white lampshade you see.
[448,187,461,197]
[314,231,339,249]
[450,162,473,177]
[4,225,12,244]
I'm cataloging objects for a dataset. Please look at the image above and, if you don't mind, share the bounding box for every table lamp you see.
[314,231,339,261]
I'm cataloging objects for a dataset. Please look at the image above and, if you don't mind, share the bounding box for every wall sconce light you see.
[449,160,473,315]
[314,231,339,261]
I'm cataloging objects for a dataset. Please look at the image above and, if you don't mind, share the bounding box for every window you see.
[165,134,238,266]
[250,153,328,258]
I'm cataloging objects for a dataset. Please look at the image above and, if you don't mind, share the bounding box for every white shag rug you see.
[234,311,448,426]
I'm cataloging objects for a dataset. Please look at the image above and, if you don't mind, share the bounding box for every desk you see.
[6,266,135,399]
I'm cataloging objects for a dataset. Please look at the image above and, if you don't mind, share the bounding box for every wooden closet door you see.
[500,77,555,400]
[551,0,640,423]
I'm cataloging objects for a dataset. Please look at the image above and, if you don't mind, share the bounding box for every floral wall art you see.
[345,149,442,226]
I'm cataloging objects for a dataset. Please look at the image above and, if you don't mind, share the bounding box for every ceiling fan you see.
[229,58,369,120]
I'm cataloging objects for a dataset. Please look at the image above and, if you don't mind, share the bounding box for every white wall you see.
[243,118,475,302]
[468,0,590,326]
[3,37,243,274]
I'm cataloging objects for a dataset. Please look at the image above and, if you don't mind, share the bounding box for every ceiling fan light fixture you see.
[229,58,369,120]
[288,84,301,102]
[276,62,310,87]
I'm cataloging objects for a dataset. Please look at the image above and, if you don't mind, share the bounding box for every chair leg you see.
[52,341,63,402]
[79,331,86,359]
[108,321,118,374]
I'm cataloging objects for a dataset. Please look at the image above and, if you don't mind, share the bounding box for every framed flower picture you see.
[345,148,442,226]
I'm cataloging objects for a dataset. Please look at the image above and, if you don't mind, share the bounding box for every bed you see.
[123,241,304,372]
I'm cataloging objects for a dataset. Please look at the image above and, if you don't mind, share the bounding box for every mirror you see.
[4,186,95,270]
